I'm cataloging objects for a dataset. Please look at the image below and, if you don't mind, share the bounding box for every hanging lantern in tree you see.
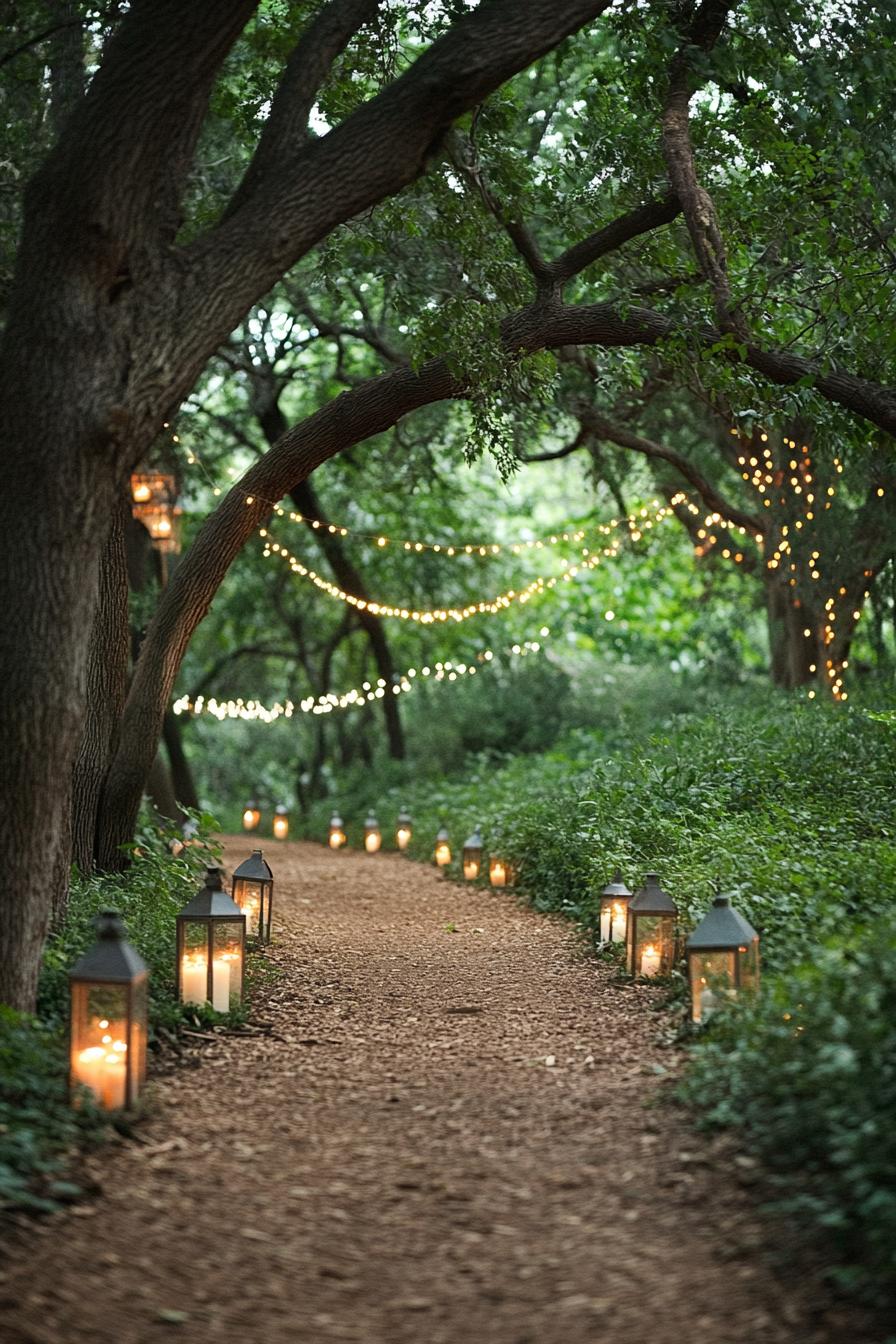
[434,825,451,868]
[176,868,246,1013]
[328,813,346,849]
[231,850,274,944]
[242,800,261,832]
[686,894,760,1023]
[625,874,678,978]
[69,912,148,1111]
[130,470,181,554]
[365,812,382,854]
[395,808,413,851]
[599,869,633,944]
[273,804,289,841]
[462,827,483,880]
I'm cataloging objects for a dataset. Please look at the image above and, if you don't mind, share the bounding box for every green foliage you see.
[681,925,896,1303]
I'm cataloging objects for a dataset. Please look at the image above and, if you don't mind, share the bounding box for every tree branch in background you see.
[661,0,744,335]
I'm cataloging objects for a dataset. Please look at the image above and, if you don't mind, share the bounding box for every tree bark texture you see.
[70,498,130,877]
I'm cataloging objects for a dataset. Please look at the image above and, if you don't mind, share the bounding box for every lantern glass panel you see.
[233,878,264,940]
[273,811,289,840]
[599,897,628,943]
[689,951,736,1022]
[242,805,260,831]
[396,826,412,851]
[70,982,142,1111]
[463,849,481,880]
[212,922,243,1012]
[435,842,451,866]
[329,826,346,849]
[626,912,675,977]
[365,828,382,854]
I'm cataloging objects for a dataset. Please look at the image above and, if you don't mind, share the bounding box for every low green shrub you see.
[680,922,896,1303]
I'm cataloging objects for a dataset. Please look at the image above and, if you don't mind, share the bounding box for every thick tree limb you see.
[225,0,382,219]
[545,194,682,284]
[180,0,617,347]
[661,0,743,335]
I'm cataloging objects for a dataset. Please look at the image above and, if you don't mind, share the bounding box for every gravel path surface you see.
[0,839,872,1343]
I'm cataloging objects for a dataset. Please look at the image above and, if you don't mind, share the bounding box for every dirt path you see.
[0,840,868,1343]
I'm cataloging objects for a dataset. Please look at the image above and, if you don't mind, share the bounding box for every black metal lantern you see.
[434,825,451,868]
[598,869,632,944]
[364,811,382,854]
[396,808,413,852]
[176,867,246,1012]
[69,911,148,1111]
[328,812,346,849]
[232,849,274,944]
[686,894,760,1023]
[242,800,261,831]
[273,804,289,841]
[625,873,677,977]
[462,827,483,880]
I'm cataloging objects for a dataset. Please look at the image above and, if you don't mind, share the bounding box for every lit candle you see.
[435,844,451,867]
[639,944,661,977]
[365,832,381,854]
[242,809,256,830]
[74,1046,106,1103]
[329,831,343,849]
[463,860,479,880]
[211,955,232,1012]
[396,828,411,851]
[273,815,289,840]
[490,862,506,887]
[101,1048,127,1110]
[181,954,208,1006]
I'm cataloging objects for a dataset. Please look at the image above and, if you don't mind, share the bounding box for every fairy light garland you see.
[259,500,680,623]
[173,634,551,721]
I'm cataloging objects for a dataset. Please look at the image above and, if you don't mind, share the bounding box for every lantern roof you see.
[330,812,344,827]
[274,803,288,816]
[365,812,380,829]
[245,798,259,809]
[69,911,148,982]
[397,807,412,825]
[463,827,483,849]
[233,849,273,882]
[686,894,758,950]
[600,868,632,900]
[436,824,450,841]
[629,873,677,914]
[177,867,243,920]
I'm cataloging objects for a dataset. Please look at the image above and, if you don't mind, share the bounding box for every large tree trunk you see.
[71,498,130,878]
[163,711,200,811]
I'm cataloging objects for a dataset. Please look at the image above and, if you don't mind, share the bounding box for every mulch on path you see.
[0,839,875,1343]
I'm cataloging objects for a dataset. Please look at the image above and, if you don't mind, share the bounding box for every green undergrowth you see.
[306,689,896,1305]
[1,811,274,1215]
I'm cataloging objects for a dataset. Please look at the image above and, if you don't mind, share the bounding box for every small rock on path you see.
[0,840,870,1343]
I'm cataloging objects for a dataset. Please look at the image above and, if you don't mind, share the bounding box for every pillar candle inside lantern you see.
[639,944,661,977]
[365,832,381,853]
[463,860,479,880]
[396,828,411,850]
[181,954,207,1006]
[490,861,506,887]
